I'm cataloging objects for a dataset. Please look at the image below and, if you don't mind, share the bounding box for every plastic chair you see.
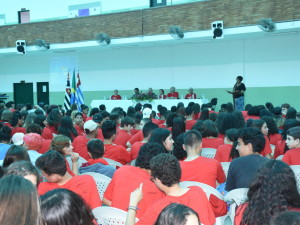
[179,181,229,225]
[130,159,136,166]
[276,155,284,160]
[66,155,87,169]
[92,206,138,225]
[221,162,230,178]
[270,144,275,156]
[290,165,300,193]
[80,172,111,200]
[201,148,217,158]
[103,157,123,168]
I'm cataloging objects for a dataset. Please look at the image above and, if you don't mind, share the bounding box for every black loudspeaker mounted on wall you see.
[16,40,26,54]
[211,21,224,39]
[150,0,167,7]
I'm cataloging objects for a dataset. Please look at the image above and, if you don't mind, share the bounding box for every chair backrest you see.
[66,155,87,169]
[270,144,275,156]
[220,162,230,178]
[80,172,111,200]
[224,188,248,206]
[179,181,224,200]
[92,206,129,225]
[103,157,123,168]
[200,148,217,158]
[130,159,136,166]
[290,165,300,193]
[276,155,284,160]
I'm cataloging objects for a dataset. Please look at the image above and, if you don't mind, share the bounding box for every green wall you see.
[5,86,300,111]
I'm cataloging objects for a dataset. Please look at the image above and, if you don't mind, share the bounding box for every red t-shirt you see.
[282,147,300,165]
[86,158,109,166]
[38,175,101,209]
[111,95,121,100]
[130,142,145,160]
[214,144,233,162]
[82,114,88,122]
[202,137,224,149]
[42,125,57,140]
[114,129,131,148]
[185,93,197,99]
[128,130,144,145]
[74,124,85,136]
[167,92,179,99]
[274,140,286,159]
[260,136,272,156]
[130,129,140,136]
[152,118,165,126]
[39,139,51,154]
[104,165,164,219]
[269,133,282,145]
[158,94,166,99]
[72,136,91,160]
[11,127,26,137]
[180,156,226,188]
[64,158,76,177]
[193,112,200,120]
[96,128,104,141]
[244,115,260,121]
[185,120,197,130]
[103,144,131,165]
[136,186,215,225]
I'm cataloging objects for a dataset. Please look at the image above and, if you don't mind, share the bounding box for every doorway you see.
[37,82,49,105]
[13,82,33,105]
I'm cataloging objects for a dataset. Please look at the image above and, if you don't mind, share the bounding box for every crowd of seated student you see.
[1,98,300,225]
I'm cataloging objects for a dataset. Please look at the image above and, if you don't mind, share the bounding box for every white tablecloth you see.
[91,99,209,112]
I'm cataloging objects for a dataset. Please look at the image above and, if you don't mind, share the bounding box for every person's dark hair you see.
[120,116,134,127]
[166,112,178,128]
[171,106,177,113]
[1,109,13,122]
[271,211,300,225]
[287,126,300,141]
[273,107,282,116]
[281,103,291,109]
[3,145,30,168]
[192,120,204,133]
[154,203,200,225]
[41,189,95,225]
[134,103,142,112]
[201,119,219,138]
[176,102,184,109]
[247,106,260,116]
[193,103,201,114]
[184,130,202,148]
[26,123,42,134]
[99,111,110,120]
[219,104,227,113]
[225,128,240,159]
[99,104,106,111]
[35,150,67,176]
[282,119,300,141]
[286,107,297,120]
[242,160,300,225]
[81,104,89,111]
[134,88,139,92]
[135,142,165,170]
[0,125,11,143]
[133,112,143,125]
[126,106,136,119]
[260,109,273,118]
[173,134,186,160]
[109,112,120,123]
[102,120,116,139]
[185,106,193,116]
[209,113,218,122]
[226,102,234,113]
[0,175,43,225]
[261,116,278,135]
[239,127,265,153]
[265,102,274,112]
[10,111,23,127]
[229,139,240,160]
[5,101,14,109]
[23,112,37,128]
[34,114,46,128]
[148,128,171,152]
[245,104,252,111]
[199,108,209,121]
[89,108,99,117]
[237,76,243,81]
[46,108,62,130]
[87,139,104,158]
[187,102,195,108]
[172,117,186,140]
[232,111,246,129]
[6,161,40,186]
[143,103,152,110]
[177,107,185,116]
[57,116,78,141]
[142,122,159,138]
[150,153,181,187]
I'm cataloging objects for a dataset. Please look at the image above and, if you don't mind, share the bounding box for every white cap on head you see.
[143,108,152,119]
[12,132,25,145]
[84,120,97,132]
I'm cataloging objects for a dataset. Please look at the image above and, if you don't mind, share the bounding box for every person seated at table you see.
[158,89,166,99]
[146,88,157,99]
[185,88,197,99]
[129,88,141,100]
[167,86,179,99]
[111,89,122,100]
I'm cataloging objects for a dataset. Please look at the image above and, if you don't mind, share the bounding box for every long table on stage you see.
[91,99,209,112]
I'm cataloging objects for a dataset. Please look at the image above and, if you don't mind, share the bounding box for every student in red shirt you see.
[114,117,134,148]
[73,120,98,160]
[125,153,216,225]
[126,118,152,148]
[81,105,89,122]
[282,126,300,165]
[103,142,165,219]
[131,113,143,136]
[185,106,197,130]
[92,113,104,141]
[201,120,224,149]
[215,128,239,162]
[111,89,122,100]
[148,128,174,152]
[10,111,26,136]
[185,87,197,99]
[36,150,101,210]
[167,86,179,99]
[73,112,85,136]
[102,120,131,165]
[130,122,159,160]
[42,108,62,140]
